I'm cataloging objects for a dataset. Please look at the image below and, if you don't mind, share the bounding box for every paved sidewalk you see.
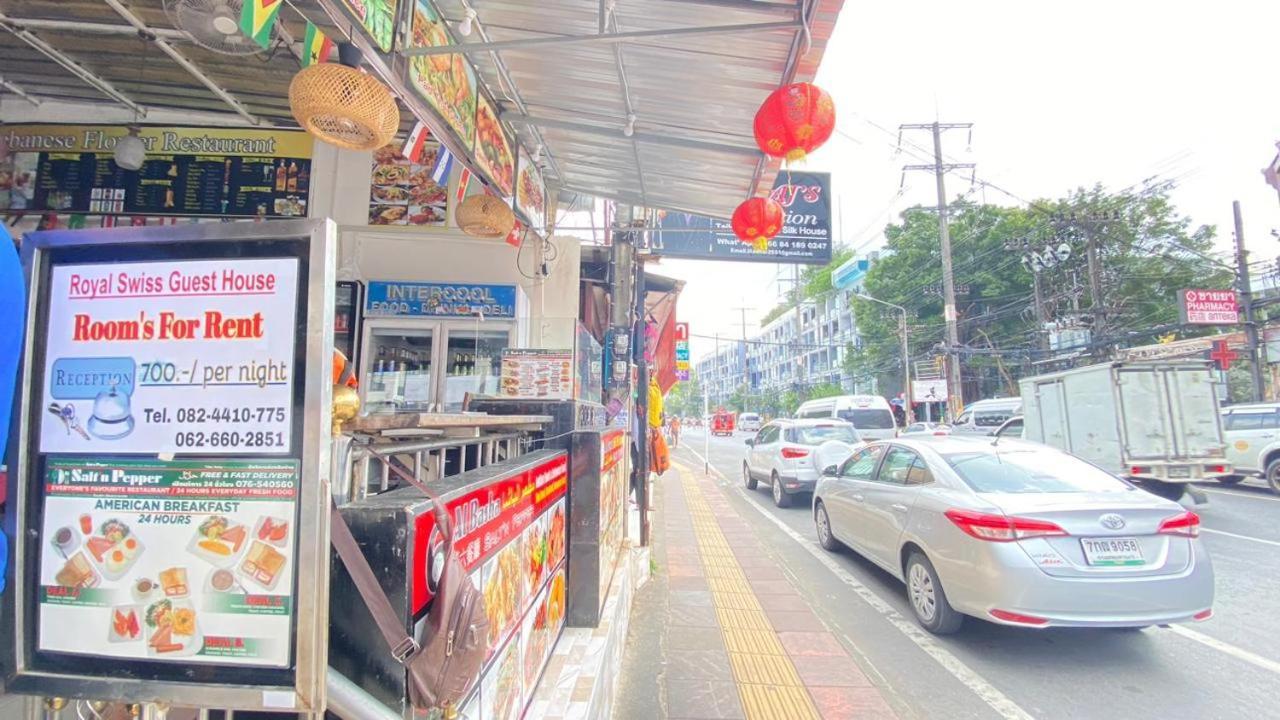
[616,460,899,719]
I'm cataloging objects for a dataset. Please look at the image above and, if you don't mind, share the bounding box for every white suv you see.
[738,412,763,433]
[743,419,861,507]
[1221,403,1280,494]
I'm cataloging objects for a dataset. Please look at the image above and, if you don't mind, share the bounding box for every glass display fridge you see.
[358,282,528,414]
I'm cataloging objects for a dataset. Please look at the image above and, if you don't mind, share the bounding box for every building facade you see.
[696,253,878,409]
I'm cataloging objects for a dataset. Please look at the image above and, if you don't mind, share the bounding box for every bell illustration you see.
[88,383,135,440]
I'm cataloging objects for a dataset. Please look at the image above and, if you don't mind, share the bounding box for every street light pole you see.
[854,293,912,424]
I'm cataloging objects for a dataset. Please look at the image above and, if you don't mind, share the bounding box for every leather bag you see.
[329,449,489,715]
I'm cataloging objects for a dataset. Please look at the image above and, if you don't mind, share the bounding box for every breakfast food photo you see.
[55,551,100,589]
[144,597,202,657]
[241,540,288,591]
[188,515,247,567]
[108,604,142,643]
[253,516,291,548]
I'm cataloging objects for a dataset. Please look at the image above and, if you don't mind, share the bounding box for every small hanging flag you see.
[402,120,430,163]
[455,166,473,205]
[240,0,283,50]
[506,219,523,248]
[430,144,454,185]
[302,21,335,67]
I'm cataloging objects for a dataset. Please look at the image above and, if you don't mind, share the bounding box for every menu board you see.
[0,125,313,219]
[368,144,448,226]
[408,0,477,152]
[39,258,299,455]
[412,455,568,720]
[341,0,398,53]
[599,430,626,605]
[515,147,546,233]
[500,349,573,400]
[474,94,515,198]
[37,458,300,667]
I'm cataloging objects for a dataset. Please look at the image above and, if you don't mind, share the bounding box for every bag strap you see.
[329,501,420,663]
[363,445,453,545]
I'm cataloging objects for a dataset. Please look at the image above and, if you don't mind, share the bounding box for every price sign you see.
[39,259,298,455]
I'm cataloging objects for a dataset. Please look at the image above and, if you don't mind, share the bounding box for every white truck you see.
[1019,360,1230,501]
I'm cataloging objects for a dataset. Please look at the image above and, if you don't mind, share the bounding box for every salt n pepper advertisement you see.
[39,258,299,455]
[653,171,832,264]
[37,458,300,667]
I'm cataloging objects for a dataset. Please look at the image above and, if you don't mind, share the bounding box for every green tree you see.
[664,376,703,417]
[852,182,1226,399]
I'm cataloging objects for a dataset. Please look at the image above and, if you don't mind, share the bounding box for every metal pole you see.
[1234,200,1265,401]
[1085,233,1106,343]
[900,308,913,424]
[633,254,650,546]
[932,123,964,419]
[703,381,710,476]
[1032,271,1048,351]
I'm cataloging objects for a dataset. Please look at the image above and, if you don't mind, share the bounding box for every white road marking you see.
[1201,528,1280,548]
[1199,487,1280,504]
[680,443,1037,720]
[1167,625,1280,677]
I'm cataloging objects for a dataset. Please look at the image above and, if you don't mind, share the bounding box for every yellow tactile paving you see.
[722,626,787,655]
[729,653,804,686]
[739,684,823,720]
[679,471,822,720]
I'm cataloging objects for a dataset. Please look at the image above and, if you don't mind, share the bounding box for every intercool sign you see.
[365,281,517,318]
[1179,289,1239,325]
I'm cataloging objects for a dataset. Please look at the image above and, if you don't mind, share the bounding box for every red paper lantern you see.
[732,197,784,251]
[753,82,836,163]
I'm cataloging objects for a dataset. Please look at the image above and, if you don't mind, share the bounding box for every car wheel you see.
[743,463,758,491]
[771,471,792,508]
[815,501,841,551]
[1143,480,1186,502]
[1218,475,1246,486]
[905,552,963,635]
[1267,459,1280,495]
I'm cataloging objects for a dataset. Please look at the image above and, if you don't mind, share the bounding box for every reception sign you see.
[654,171,832,264]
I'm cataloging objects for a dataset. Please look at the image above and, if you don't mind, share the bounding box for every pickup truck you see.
[1020,360,1230,501]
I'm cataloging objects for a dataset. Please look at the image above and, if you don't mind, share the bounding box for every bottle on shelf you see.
[274,159,287,192]
[286,161,299,192]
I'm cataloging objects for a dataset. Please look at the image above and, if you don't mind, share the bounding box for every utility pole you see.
[1234,200,1265,402]
[900,122,974,420]
[733,304,755,406]
[1032,273,1049,351]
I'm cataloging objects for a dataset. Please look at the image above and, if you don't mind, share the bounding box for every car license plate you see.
[1081,537,1145,567]
[1167,466,1191,478]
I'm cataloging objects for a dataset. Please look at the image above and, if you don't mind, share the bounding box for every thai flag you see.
[431,144,454,185]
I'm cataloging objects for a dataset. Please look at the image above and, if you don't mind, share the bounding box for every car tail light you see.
[781,447,810,459]
[1204,465,1227,474]
[944,509,1068,542]
[1130,465,1150,476]
[989,609,1049,626]
[1193,608,1213,622]
[1157,511,1200,538]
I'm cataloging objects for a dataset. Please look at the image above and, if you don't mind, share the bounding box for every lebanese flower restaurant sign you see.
[1179,289,1239,325]
[411,454,568,720]
[40,259,299,455]
[38,458,300,667]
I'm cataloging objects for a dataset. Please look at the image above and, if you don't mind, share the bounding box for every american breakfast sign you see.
[40,258,299,455]
[37,458,300,667]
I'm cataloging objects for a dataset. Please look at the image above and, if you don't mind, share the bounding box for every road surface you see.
[668,427,1280,720]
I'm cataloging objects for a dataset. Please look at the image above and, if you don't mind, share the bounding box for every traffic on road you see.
[676,421,1280,719]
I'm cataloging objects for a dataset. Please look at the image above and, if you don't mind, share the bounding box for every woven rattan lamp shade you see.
[289,63,399,151]
[456,194,516,238]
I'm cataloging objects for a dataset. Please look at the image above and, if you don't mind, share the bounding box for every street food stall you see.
[0,0,846,717]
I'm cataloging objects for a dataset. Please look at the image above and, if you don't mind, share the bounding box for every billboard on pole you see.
[911,379,948,403]
[652,171,832,265]
[1179,289,1239,325]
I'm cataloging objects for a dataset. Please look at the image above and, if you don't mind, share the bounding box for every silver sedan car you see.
[812,437,1215,634]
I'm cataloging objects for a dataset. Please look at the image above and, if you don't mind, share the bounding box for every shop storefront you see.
[0,0,843,717]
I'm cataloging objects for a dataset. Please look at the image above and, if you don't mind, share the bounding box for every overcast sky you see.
[643,0,1280,363]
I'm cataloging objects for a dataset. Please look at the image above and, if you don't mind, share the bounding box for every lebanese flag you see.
[402,121,430,163]
[240,0,283,50]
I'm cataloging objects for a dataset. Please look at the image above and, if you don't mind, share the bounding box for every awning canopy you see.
[0,0,845,219]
